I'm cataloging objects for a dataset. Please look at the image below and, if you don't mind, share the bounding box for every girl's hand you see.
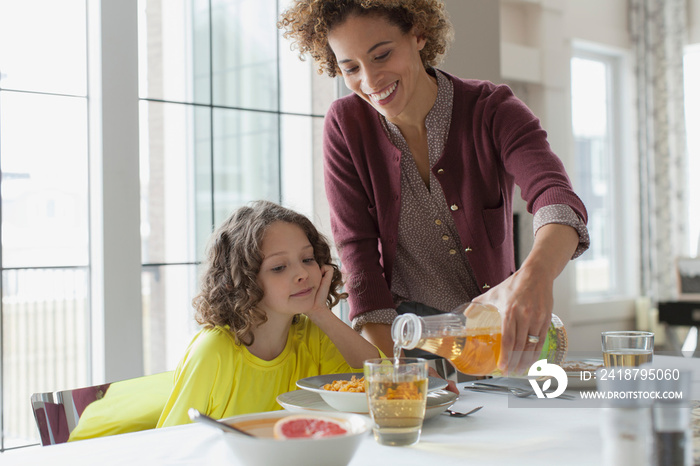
[306,264,334,318]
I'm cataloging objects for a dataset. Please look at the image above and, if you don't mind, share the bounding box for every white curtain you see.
[629,0,689,301]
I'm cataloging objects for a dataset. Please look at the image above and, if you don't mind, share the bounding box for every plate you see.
[295,373,449,413]
[277,389,458,421]
[561,359,603,389]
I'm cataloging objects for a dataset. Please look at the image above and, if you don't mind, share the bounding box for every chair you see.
[31,382,112,445]
[31,371,173,445]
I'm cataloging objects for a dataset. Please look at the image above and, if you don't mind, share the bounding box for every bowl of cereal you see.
[297,373,369,413]
[296,373,448,413]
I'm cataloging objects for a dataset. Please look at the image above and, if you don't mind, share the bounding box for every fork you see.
[470,383,576,400]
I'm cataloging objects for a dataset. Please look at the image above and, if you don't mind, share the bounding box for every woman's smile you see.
[368,81,398,105]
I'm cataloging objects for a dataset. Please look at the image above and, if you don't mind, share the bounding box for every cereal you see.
[323,376,365,393]
[381,381,423,401]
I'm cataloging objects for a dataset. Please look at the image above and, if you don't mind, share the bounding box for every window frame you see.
[569,41,639,326]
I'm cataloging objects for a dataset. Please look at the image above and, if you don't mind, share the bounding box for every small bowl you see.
[424,389,458,420]
[296,373,448,413]
[218,411,370,466]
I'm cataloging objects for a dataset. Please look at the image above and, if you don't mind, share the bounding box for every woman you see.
[279,0,589,374]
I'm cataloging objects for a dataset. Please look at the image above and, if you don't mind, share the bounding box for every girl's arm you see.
[305,265,382,368]
[156,329,234,428]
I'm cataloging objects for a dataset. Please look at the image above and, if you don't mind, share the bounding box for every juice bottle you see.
[391,302,568,376]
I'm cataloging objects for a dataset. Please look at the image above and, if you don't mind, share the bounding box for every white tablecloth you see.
[3,355,698,466]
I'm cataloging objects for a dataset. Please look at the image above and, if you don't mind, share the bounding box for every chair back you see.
[31,383,111,445]
[30,371,173,445]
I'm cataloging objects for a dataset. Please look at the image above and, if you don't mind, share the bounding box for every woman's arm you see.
[322,103,396,319]
[474,223,579,373]
[305,265,381,368]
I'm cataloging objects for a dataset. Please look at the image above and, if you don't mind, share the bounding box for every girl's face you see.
[256,221,322,318]
[328,13,426,121]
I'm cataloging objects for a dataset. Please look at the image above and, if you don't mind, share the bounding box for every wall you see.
[690,0,700,44]
[498,0,636,351]
[441,0,501,82]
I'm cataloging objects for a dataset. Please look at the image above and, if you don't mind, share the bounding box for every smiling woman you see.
[279,0,590,375]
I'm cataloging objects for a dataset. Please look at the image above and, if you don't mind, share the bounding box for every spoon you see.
[442,406,483,417]
[188,408,255,437]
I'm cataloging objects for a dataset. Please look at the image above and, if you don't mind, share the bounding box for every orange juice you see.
[412,332,502,376]
[391,302,568,377]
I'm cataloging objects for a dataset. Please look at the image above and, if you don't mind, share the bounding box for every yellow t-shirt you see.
[156,316,362,428]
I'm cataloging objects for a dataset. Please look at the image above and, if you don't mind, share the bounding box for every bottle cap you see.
[391,313,422,350]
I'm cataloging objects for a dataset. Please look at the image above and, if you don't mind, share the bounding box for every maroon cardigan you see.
[323,70,588,321]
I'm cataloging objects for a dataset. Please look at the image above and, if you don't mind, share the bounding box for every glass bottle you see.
[390,302,568,376]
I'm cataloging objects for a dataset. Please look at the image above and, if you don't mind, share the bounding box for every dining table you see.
[3,355,700,466]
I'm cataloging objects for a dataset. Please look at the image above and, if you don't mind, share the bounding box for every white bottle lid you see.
[391,313,423,350]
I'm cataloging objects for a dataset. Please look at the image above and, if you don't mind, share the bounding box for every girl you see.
[157,200,381,427]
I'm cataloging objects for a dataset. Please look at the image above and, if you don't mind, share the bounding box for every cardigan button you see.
[437,168,444,174]
[465,247,472,252]
[450,204,459,211]
[482,284,491,290]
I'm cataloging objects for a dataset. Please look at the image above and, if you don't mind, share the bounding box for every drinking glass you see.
[601,331,654,367]
[363,358,429,446]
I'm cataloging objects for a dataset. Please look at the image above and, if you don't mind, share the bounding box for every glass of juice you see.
[363,358,428,446]
[601,331,654,367]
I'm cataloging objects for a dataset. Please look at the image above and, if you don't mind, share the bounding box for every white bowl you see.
[218,411,370,466]
[277,387,458,420]
[296,373,448,413]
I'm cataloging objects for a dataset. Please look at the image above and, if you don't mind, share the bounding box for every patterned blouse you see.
[352,69,590,331]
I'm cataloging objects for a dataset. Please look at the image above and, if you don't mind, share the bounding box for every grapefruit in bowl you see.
[217,411,370,466]
[273,414,350,439]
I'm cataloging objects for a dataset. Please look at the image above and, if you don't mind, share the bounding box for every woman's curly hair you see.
[278,0,453,77]
[192,200,347,346]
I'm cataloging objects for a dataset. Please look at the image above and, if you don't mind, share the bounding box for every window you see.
[684,46,700,257]
[0,0,332,450]
[0,0,90,450]
[571,48,637,300]
[138,0,333,374]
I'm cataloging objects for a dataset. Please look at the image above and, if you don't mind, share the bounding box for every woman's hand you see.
[473,266,552,374]
[474,223,579,374]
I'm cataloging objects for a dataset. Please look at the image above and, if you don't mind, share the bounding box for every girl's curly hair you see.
[192,200,347,346]
[278,0,453,77]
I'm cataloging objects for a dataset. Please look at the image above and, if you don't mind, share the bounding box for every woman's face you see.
[328,13,426,120]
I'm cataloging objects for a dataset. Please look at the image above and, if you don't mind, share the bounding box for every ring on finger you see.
[527,334,540,344]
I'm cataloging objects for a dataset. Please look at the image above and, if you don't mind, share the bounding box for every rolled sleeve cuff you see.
[351,308,398,332]
[533,204,590,259]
